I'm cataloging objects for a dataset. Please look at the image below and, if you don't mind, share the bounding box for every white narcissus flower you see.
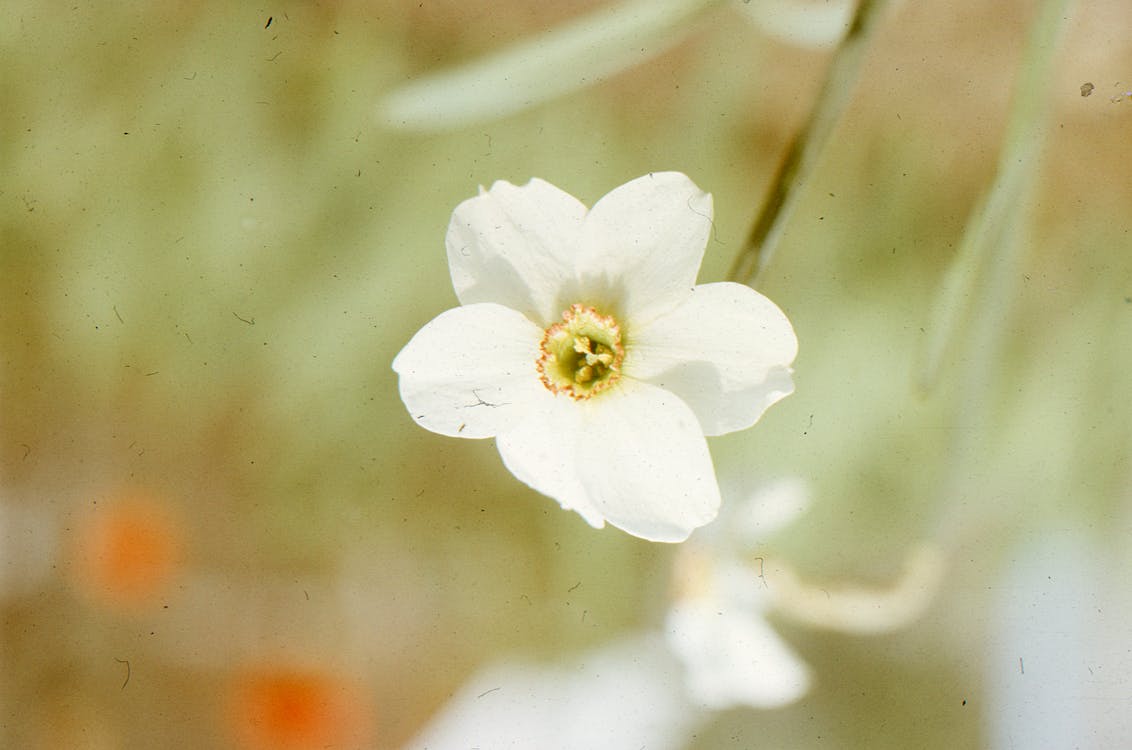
[665,477,812,709]
[392,172,797,542]
[667,559,811,709]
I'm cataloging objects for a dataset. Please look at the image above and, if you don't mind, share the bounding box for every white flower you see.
[392,172,797,542]
[665,478,811,708]
[402,635,703,750]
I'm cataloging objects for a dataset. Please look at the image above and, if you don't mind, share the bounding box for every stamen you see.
[536,304,625,400]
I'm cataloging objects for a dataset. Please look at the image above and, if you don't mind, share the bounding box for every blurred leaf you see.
[916,0,1073,393]
[377,0,724,131]
[736,0,854,48]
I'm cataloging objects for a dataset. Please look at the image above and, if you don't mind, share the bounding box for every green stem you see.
[928,0,1073,545]
[917,0,1073,395]
[727,0,891,286]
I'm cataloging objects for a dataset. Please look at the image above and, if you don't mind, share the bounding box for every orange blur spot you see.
[228,666,374,750]
[70,494,182,609]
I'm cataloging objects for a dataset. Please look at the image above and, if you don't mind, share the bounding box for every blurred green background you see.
[2,1,1130,747]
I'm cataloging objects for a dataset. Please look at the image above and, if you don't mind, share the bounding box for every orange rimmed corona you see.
[537,304,625,399]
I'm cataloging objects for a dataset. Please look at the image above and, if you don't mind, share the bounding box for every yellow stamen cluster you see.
[537,304,624,399]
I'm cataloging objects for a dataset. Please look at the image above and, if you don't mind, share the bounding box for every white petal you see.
[666,600,810,710]
[627,281,797,436]
[497,380,719,540]
[575,172,713,325]
[720,476,810,544]
[392,304,545,438]
[496,398,607,528]
[576,379,720,542]
[446,178,586,326]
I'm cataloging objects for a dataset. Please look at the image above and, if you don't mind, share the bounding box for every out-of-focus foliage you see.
[2,1,1130,748]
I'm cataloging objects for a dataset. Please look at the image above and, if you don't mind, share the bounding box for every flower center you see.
[537,304,625,399]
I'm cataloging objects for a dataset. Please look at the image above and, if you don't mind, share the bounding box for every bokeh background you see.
[2,0,1130,747]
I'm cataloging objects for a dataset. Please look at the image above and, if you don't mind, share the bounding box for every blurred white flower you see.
[402,635,704,750]
[663,473,946,708]
[407,479,947,747]
[665,477,812,709]
[393,172,797,542]
[663,474,946,709]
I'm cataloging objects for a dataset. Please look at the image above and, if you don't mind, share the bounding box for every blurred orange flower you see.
[69,493,182,610]
[227,666,374,750]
